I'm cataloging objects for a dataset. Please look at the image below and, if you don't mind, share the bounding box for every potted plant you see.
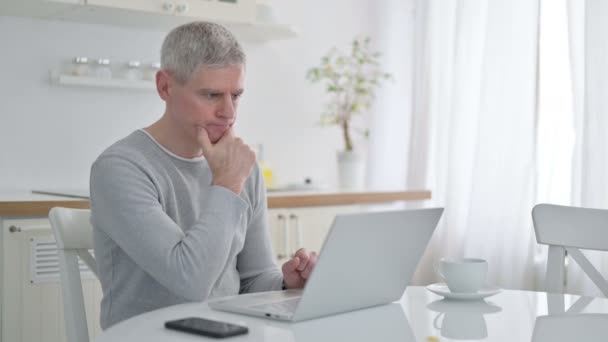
[307,36,391,190]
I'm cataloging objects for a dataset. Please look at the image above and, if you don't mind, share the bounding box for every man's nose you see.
[218,95,236,118]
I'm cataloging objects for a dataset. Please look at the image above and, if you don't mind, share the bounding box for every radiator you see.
[2,218,102,342]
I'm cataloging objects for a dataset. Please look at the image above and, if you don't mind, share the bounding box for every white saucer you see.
[426,283,502,300]
[427,299,502,314]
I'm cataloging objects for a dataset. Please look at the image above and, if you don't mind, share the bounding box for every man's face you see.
[166,64,244,144]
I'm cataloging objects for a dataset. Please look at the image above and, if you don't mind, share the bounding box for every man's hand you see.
[197,126,255,194]
[281,248,318,289]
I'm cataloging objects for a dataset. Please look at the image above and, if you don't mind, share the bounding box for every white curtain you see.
[369,0,608,296]
[369,0,541,290]
[566,0,608,297]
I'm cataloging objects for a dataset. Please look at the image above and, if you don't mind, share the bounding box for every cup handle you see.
[433,312,445,330]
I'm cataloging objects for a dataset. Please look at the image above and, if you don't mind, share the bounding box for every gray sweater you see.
[90,130,283,329]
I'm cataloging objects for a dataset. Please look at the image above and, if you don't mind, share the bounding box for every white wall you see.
[0,0,383,191]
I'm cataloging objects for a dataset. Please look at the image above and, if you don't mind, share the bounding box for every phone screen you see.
[165,317,248,338]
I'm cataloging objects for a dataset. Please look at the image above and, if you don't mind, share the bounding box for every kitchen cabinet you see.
[267,203,414,265]
[1,0,255,23]
[268,206,361,264]
[1,217,101,342]
[0,190,430,342]
[0,0,297,42]
[263,191,433,264]
[0,190,432,265]
[85,0,256,23]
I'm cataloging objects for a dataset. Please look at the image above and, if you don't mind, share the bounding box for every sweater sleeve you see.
[90,155,248,301]
[237,165,284,293]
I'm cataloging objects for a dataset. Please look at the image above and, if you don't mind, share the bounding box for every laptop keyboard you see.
[250,297,301,314]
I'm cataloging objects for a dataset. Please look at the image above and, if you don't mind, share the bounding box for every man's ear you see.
[156,70,173,101]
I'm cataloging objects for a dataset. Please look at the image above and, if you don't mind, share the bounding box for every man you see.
[90,21,317,329]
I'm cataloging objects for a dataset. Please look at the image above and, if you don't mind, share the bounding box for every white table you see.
[95,286,608,341]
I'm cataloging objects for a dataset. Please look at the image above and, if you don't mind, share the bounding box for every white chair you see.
[532,203,608,297]
[49,207,98,342]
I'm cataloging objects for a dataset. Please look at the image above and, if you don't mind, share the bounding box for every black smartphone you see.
[164,317,248,338]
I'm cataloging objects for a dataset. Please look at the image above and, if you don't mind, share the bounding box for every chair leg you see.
[546,245,566,294]
[58,250,90,342]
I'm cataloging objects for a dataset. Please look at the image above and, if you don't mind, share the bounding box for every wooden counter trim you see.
[0,200,90,217]
[0,190,431,217]
[267,190,431,208]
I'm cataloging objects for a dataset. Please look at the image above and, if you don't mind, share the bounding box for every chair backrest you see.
[49,207,98,342]
[532,203,608,297]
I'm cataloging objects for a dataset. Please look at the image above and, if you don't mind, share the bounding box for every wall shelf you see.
[0,1,299,43]
[51,73,156,91]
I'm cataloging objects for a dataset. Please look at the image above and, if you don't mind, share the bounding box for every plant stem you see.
[342,117,353,151]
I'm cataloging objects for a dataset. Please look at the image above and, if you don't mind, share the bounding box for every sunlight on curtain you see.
[566,0,608,297]
[369,0,541,290]
[534,0,577,290]
[369,0,608,294]
[537,0,575,207]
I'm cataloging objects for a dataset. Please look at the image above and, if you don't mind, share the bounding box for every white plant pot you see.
[337,150,365,191]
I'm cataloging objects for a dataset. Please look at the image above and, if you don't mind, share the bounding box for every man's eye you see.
[206,93,221,100]
[232,93,242,100]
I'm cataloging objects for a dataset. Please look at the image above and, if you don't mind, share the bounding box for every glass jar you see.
[93,59,112,79]
[71,57,90,77]
[124,60,143,81]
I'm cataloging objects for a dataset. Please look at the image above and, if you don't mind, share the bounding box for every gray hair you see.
[160,21,245,83]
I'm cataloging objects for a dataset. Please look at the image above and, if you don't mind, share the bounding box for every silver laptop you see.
[531,314,608,342]
[209,208,443,322]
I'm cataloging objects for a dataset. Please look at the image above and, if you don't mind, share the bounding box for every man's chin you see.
[205,126,229,143]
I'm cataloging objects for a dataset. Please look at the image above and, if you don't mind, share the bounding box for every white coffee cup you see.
[434,311,488,339]
[438,257,488,293]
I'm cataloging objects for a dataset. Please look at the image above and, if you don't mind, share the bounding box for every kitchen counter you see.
[0,192,89,217]
[266,190,431,208]
[0,190,431,217]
